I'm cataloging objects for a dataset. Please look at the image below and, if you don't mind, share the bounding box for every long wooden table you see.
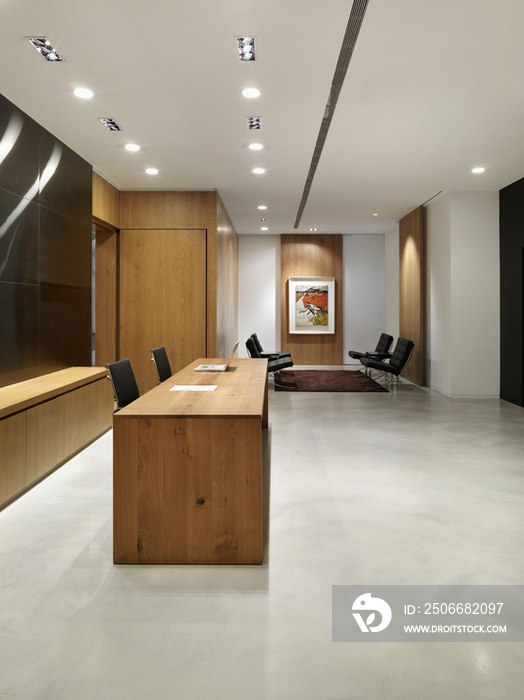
[113,358,268,564]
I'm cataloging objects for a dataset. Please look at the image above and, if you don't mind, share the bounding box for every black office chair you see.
[360,337,414,383]
[245,336,294,372]
[250,333,292,360]
[348,333,394,362]
[106,358,140,411]
[150,346,172,383]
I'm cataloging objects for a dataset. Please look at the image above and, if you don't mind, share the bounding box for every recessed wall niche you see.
[0,93,92,387]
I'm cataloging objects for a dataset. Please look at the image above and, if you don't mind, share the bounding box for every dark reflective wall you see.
[0,94,92,387]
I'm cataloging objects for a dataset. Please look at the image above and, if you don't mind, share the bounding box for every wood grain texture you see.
[399,206,424,385]
[118,229,207,394]
[280,234,343,365]
[1,372,113,509]
[95,227,118,367]
[0,413,27,507]
[119,191,218,230]
[92,172,120,229]
[113,358,266,564]
[216,195,238,357]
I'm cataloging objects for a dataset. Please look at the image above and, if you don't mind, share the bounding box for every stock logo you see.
[352,593,392,633]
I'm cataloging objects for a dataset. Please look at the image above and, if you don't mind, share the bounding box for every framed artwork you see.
[288,277,335,334]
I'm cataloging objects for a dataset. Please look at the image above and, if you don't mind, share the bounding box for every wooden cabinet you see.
[0,368,114,510]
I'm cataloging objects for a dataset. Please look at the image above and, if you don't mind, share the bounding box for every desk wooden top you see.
[115,358,268,419]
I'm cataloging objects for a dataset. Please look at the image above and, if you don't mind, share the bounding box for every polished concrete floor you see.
[1,373,524,699]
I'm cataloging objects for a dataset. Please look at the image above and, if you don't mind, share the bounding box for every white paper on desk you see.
[170,385,218,392]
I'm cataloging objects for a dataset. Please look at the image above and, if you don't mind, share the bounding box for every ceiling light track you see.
[293,0,370,229]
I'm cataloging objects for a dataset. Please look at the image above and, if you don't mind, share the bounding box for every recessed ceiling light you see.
[247,117,262,130]
[74,87,93,99]
[308,228,318,232]
[252,168,265,174]
[237,37,256,62]
[242,88,260,98]
[27,37,63,62]
[261,227,268,231]
[146,168,158,175]
[258,205,267,210]
[260,218,267,222]
[472,167,485,173]
[125,143,140,151]
[249,143,264,150]
[99,118,122,131]
[373,213,378,216]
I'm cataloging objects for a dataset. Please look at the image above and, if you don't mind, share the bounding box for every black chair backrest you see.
[389,337,414,371]
[107,358,140,410]
[151,346,172,383]
[251,333,264,354]
[246,336,261,358]
[375,333,394,354]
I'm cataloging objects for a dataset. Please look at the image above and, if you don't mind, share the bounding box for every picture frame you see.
[288,276,335,334]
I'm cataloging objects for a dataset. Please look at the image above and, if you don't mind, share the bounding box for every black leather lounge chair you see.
[245,336,294,372]
[359,337,414,383]
[348,333,394,362]
[250,333,292,360]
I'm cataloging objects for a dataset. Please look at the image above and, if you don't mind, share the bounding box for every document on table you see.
[170,385,217,391]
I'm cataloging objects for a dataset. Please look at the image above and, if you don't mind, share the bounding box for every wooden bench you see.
[0,367,114,510]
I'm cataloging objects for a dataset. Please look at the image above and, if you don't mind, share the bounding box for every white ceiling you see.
[2,0,524,235]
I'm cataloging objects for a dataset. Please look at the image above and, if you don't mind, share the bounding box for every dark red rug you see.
[273,369,388,392]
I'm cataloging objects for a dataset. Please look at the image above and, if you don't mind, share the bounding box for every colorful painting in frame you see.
[288,277,335,334]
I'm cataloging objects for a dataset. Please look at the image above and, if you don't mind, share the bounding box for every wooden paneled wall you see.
[94,224,118,367]
[92,172,120,229]
[399,206,424,385]
[216,197,239,357]
[281,234,343,365]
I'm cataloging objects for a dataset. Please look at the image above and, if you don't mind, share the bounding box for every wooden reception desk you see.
[113,358,268,565]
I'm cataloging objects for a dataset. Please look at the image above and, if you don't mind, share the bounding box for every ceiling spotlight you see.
[146,168,158,175]
[74,87,93,99]
[258,205,267,210]
[260,218,267,222]
[252,168,265,174]
[249,143,264,150]
[27,37,63,62]
[99,118,122,131]
[261,227,269,231]
[247,117,262,130]
[308,228,318,232]
[237,37,256,62]
[125,143,140,151]
[242,88,260,98]
[472,166,485,173]
[373,213,378,216]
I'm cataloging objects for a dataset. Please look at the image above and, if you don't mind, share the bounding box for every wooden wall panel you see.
[92,172,120,229]
[119,229,207,393]
[399,206,424,385]
[95,227,118,367]
[216,195,238,357]
[281,234,343,365]
[119,191,218,230]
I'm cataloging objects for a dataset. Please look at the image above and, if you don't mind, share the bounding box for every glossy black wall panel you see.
[0,93,92,388]
[0,95,40,198]
[499,176,524,407]
[0,187,39,284]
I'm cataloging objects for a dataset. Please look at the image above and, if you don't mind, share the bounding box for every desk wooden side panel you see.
[113,415,262,564]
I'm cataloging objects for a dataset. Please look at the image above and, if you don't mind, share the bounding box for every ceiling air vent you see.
[26,37,63,62]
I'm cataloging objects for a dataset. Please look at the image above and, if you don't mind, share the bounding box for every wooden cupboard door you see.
[119,229,207,394]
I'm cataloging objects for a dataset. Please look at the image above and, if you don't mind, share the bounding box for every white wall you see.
[238,235,281,358]
[384,224,400,341]
[425,192,500,398]
[343,235,385,365]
